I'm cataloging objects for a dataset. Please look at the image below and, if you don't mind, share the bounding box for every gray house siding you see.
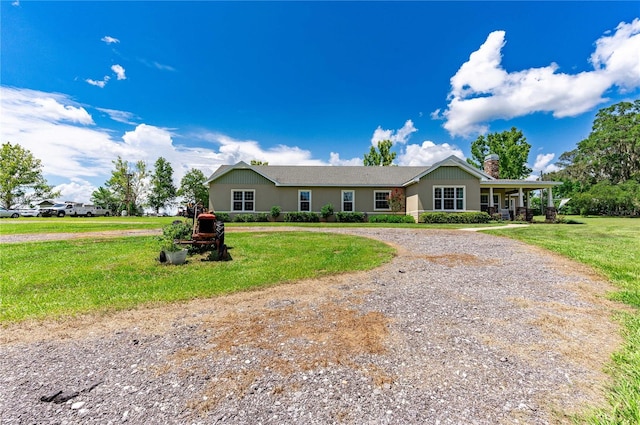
[210,182,405,217]
[405,166,482,220]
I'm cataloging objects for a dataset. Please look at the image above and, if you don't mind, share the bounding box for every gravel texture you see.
[0,228,623,424]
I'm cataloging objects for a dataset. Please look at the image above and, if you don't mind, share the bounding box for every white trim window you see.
[434,186,465,211]
[480,194,500,210]
[374,190,391,211]
[298,190,311,212]
[342,190,354,212]
[232,189,255,212]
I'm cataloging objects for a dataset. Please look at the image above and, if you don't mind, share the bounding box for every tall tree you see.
[568,100,640,184]
[363,140,396,166]
[105,156,147,215]
[250,160,269,165]
[467,127,532,179]
[147,157,177,213]
[0,142,59,209]
[90,186,120,214]
[178,168,209,206]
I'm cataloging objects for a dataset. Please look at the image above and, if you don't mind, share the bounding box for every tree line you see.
[2,99,637,216]
[363,100,639,216]
[0,144,208,214]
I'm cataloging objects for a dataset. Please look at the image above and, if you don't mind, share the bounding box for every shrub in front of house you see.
[368,214,415,224]
[214,212,230,222]
[283,212,320,222]
[254,213,270,222]
[419,211,491,224]
[233,213,256,223]
[335,212,366,223]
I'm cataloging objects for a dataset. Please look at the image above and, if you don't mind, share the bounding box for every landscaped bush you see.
[419,211,491,224]
[233,213,256,223]
[213,212,230,222]
[335,212,366,223]
[368,214,415,223]
[254,213,270,222]
[283,212,320,222]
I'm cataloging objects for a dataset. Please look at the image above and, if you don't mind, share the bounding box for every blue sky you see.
[2,1,639,203]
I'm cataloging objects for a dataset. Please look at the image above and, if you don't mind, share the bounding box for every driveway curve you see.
[0,228,622,424]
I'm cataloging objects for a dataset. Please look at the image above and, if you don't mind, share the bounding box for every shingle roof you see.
[205,155,496,186]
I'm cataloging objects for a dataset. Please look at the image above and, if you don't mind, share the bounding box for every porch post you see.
[518,187,524,207]
[489,187,494,207]
[545,186,557,222]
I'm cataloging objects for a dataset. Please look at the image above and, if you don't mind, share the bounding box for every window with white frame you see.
[298,190,311,211]
[434,186,465,211]
[342,190,354,212]
[374,190,391,211]
[480,193,500,210]
[232,190,255,212]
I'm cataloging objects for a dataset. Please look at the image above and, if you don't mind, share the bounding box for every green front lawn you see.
[0,231,395,323]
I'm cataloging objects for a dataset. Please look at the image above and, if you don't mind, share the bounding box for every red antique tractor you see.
[171,212,231,261]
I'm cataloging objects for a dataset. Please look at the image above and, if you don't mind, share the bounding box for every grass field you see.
[0,231,394,322]
[0,215,509,236]
[485,216,640,424]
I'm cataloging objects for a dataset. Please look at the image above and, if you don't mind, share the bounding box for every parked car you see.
[0,207,21,218]
[19,207,43,217]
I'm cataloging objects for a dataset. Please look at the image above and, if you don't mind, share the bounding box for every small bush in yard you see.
[335,212,366,223]
[420,211,491,224]
[368,214,415,223]
[283,212,320,222]
[214,212,230,222]
[233,213,256,223]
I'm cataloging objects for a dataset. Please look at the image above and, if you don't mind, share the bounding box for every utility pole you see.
[126,173,133,216]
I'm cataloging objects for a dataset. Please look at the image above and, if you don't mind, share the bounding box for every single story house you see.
[205,155,562,222]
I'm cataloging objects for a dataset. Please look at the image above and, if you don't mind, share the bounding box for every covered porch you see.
[480,180,563,221]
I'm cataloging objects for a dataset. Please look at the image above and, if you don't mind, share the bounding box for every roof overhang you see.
[480,180,562,189]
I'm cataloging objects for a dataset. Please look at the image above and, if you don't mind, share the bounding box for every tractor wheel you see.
[215,221,225,245]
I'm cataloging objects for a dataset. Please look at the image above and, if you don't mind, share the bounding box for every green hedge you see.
[368,214,415,223]
[283,212,320,222]
[231,213,270,223]
[419,211,491,224]
[335,212,366,223]
[233,213,256,223]
[211,212,230,222]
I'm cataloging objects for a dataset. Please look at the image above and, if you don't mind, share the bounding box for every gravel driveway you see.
[0,228,622,424]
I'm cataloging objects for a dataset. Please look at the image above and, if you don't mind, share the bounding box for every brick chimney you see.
[483,154,499,178]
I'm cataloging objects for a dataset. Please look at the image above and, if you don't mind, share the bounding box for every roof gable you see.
[416,155,492,181]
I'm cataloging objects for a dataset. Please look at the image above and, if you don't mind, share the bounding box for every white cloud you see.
[397,141,464,166]
[371,120,417,146]
[328,152,363,166]
[532,153,560,174]
[101,36,120,44]
[111,64,126,80]
[11,1,19,6]
[86,76,110,88]
[153,61,176,72]
[96,107,138,125]
[438,18,640,137]
[1,87,340,203]
[53,179,97,204]
[197,132,325,166]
